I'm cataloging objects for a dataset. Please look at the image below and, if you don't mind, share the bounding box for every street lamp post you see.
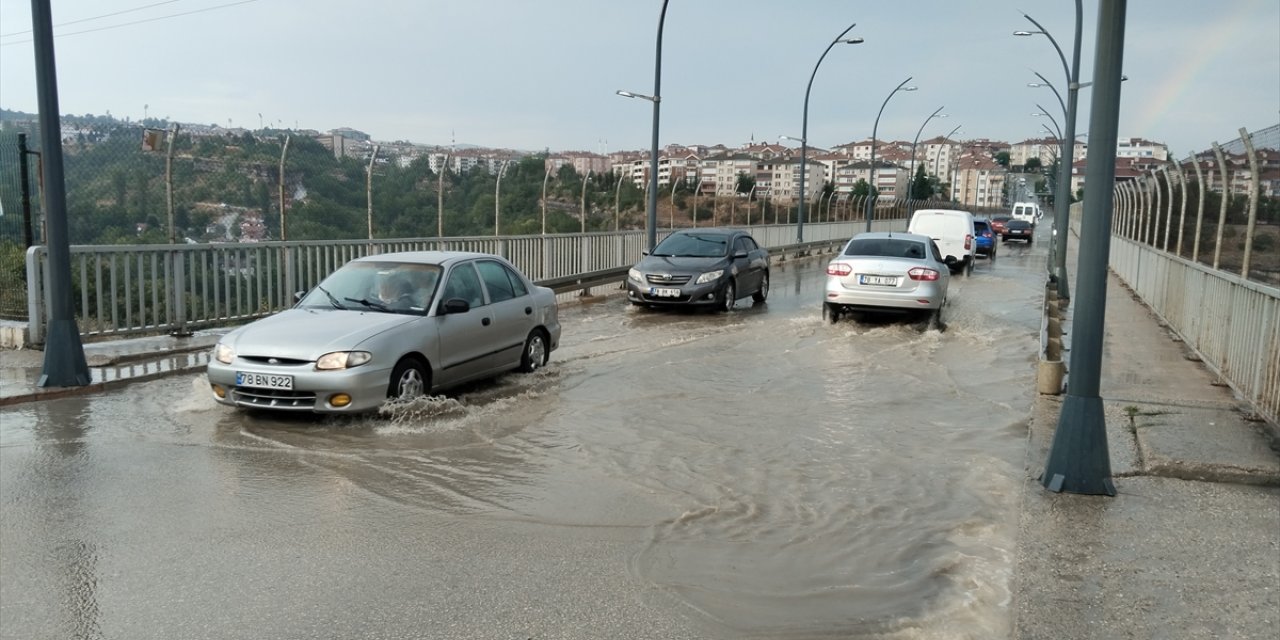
[541,165,552,235]
[494,159,509,236]
[866,77,917,232]
[908,106,946,207]
[795,22,862,243]
[615,0,669,253]
[1016,2,1082,299]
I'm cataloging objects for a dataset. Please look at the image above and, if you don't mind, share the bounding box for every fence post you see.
[1153,170,1164,249]
[1211,142,1229,270]
[25,246,45,344]
[17,133,35,249]
[1172,156,1187,256]
[1238,127,1260,279]
[1191,154,1206,262]
[1162,166,1175,252]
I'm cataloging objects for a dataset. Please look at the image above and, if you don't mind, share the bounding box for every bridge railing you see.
[25,218,929,344]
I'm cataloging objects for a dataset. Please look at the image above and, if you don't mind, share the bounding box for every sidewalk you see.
[1012,228,1280,638]
[0,328,224,406]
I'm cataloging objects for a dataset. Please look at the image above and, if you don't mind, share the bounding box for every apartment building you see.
[1117,137,1170,161]
[953,155,1007,208]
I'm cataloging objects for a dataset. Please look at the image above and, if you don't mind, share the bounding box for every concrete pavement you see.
[1,251,1278,639]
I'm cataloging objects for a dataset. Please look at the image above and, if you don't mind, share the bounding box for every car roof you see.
[1007,219,1033,227]
[352,251,501,267]
[847,231,934,243]
[667,227,741,236]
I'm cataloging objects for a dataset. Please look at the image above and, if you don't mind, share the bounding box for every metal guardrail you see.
[24,219,906,344]
[1109,235,1280,426]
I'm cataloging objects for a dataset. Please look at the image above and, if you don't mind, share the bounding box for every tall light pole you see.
[437,153,450,238]
[1016,2,1081,299]
[580,169,592,233]
[494,159,510,236]
[865,77,917,232]
[1041,0,1127,497]
[31,0,89,387]
[908,106,946,204]
[615,0,669,252]
[796,22,862,243]
[541,164,553,235]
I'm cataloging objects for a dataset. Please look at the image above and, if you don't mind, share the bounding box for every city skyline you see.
[1,0,1276,158]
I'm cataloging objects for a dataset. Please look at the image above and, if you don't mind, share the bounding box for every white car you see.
[206,251,561,414]
[1012,201,1041,226]
[907,208,977,275]
[823,231,950,326]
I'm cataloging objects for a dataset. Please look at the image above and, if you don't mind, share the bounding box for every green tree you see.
[910,165,934,199]
[995,151,1010,168]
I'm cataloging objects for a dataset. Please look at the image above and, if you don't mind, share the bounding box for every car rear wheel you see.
[719,280,737,312]
[752,272,769,303]
[518,330,549,373]
[824,302,841,324]
[388,357,429,400]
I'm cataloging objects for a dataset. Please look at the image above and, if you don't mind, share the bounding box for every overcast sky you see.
[1,0,1276,157]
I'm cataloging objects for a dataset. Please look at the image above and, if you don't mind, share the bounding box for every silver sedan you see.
[206,251,561,413]
[822,231,950,325]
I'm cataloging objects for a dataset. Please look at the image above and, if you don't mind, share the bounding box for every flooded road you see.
[1,235,1051,639]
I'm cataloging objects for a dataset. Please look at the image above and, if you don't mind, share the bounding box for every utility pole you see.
[30,0,89,387]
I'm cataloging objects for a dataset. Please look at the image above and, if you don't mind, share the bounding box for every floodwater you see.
[1,236,1050,639]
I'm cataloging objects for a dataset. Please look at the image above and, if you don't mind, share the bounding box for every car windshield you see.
[297,261,442,314]
[843,238,928,260]
[651,233,730,258]
[1008,220,1031,228]
[993,216,1011,222]
[975,222,991,233]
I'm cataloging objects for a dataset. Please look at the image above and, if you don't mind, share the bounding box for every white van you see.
[1012,202,1041,225]
[907,208,977,275]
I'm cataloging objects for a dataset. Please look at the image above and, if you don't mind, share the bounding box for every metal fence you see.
[1105,125,1280,426]
[26,217,950,344]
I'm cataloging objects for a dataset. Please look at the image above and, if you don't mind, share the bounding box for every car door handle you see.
[481,317,491,326]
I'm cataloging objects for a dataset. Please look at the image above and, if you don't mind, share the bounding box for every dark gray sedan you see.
[625,228,770,311]
[206,251,561,413]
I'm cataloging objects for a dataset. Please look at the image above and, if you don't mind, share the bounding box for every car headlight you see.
[316,351,373,371]
[214,343,235,364]
[628,268,644,283]
[695,269,724,285]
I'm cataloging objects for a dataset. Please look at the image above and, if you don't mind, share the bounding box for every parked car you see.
[990,215,1012,235]
[206,251,561,414]
[906,208,977,276]
[973,218,997,258]
[823,231,950,325]
[626,228,770,311]
[1002,219,1035,243]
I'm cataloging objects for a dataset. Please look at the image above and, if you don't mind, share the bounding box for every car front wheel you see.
[752,272,769,303]
[388,357,429,400]
[518,330,549,373]
[719,280,737,312]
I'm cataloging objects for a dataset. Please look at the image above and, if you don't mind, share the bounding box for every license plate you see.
[649,287,681,297]
[859,274,897,286]
[236,371,293,390]
[1012,229,1026,234]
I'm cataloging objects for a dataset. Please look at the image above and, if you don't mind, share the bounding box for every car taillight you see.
[827,263,852,276]
[908,267,939,281]
[964,234,973,250]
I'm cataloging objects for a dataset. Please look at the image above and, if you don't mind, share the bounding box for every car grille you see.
[239,355,311,366]
[645,273,691,285]
[231,387,318,410]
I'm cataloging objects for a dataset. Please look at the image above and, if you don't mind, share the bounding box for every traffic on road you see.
[1,226,1050,638]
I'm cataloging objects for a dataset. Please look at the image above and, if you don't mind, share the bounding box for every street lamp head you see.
[780,135,805,144]
[902,86,919,92]
[616,89,658,102]
[842,37,865,44]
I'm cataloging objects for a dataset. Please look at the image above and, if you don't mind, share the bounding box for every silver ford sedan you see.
[206,251,561,413]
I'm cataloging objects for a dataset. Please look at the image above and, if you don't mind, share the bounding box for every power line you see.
[0,0,260,46]
[1,0,187,38]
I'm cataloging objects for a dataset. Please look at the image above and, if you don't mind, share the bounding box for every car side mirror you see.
[733,250,749,259]
[293,290,307,303]
[442,298,470,314]
[641,250,650,256]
